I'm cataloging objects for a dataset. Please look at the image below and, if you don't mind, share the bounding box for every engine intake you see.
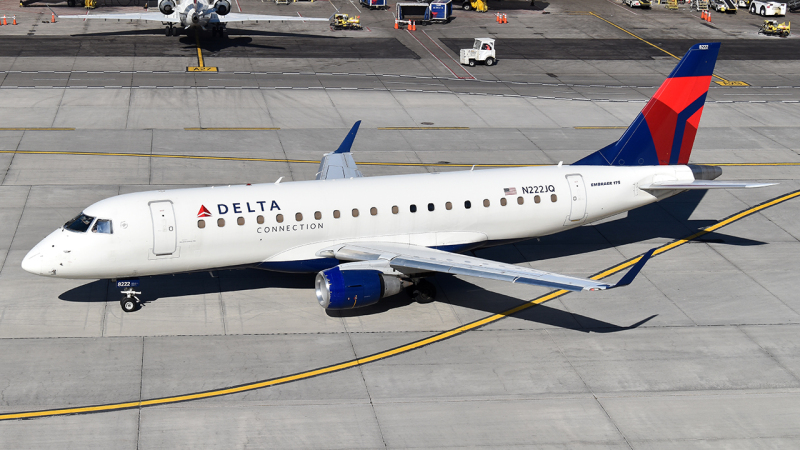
[159,0,176,15]
[315,267,404,310]
[215,0,231,15]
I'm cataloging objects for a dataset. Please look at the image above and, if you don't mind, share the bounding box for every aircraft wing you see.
[214,13,330,23]
[56,11,181,23]
[316,121,364,180]
[316,242,655,292]
[639,180,777,190]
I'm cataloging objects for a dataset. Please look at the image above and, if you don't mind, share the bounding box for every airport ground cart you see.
[360,0,388,10]
[429,0,453,22]
[460,37,496,66]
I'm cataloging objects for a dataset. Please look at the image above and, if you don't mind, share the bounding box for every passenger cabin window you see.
[64,213,95,233]
[500,198,507,206]
[276,214,284,223]
[333,210,341,219]
[198,219,205,229]
[446,202,452,210]
[370,207,378,216]
[257,215,264,224]
[92,219,113,234]
[217,218,225,227]
[517,196,524,205]
[392,206,399,214]
[551,194,558,202]
[410,204,417,213]
[483,199,490,207]
[237,217,245,226]
[295,213,303,222]
[314,211,322,220]
[534,195,541,204]
[352,208,359,217]
[464,200,471,209]
[428,203,435,212]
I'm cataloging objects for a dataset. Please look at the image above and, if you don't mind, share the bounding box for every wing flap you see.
[58,12,181,22]
[217,13,330,23]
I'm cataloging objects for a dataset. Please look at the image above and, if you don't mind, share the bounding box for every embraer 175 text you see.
[23,43,774,313]
[52,0,328,36]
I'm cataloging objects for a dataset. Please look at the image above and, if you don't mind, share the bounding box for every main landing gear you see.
[210,25,225,38]
[117,279,142,312]
[165,25,180,36]
[408,278,437,303]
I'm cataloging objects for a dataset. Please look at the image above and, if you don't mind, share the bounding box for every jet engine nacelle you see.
[214,0,231,15]
[315,267,404,310]
[159,0,176,15]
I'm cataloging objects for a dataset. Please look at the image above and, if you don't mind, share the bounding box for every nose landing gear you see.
[117,279,142,312]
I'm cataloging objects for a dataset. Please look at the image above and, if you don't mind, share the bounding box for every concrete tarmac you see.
[1,0,800,447]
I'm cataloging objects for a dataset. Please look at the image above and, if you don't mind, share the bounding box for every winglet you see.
[611,248,656,289]
[334,121,361,154]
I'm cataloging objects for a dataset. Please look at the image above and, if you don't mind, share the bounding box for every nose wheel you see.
[117,279,143,312]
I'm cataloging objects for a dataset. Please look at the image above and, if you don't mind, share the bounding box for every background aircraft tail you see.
[573,42,720,166]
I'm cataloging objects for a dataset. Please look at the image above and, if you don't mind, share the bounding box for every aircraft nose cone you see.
[21,247,47,275]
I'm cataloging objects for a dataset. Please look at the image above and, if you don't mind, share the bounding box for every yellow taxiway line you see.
[1,149,799,168]
[187,33,218,72]
[587,12,747,86]
[1,188,798,421]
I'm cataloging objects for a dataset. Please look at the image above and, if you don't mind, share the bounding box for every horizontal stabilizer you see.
[639,180,777,190]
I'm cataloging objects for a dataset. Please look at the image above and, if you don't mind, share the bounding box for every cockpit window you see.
[64,213,95,233]
[92,219,113,234]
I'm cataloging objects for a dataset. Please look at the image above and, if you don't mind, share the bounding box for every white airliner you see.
[53,0,329,36]
[22,43,773,312]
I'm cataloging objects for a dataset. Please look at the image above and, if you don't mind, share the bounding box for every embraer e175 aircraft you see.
[54,0,328,36]
[23,43,773,313]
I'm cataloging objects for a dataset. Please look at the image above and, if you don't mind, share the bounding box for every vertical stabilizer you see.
[573,42,720,166]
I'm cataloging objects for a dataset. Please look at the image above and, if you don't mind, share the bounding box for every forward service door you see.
[565,174,587,225]
[149,201,177,255]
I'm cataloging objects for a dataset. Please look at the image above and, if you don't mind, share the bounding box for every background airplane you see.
[52,0,329,36]
[21,42,773,313]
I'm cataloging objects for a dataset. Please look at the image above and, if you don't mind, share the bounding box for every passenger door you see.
[565,174,587,225]
[149,201,177,255]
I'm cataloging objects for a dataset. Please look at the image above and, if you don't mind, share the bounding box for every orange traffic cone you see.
[394,20,398,29]
[12,15,16,25]
[2,15,6,26]
[503,14,507,23]
[707,11,711,22]
[412,21,416,31]
[51,12,55,23]
[495,13,499,23]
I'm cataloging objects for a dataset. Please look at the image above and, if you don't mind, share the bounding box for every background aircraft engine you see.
[159,0,176,15]
[214,0,231,15]
[315,267,404,310]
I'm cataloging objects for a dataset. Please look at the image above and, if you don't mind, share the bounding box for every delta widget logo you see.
[197,205,212,218]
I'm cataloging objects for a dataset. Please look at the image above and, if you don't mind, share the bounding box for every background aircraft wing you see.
[317,242,654,292]
[215,13,330,23]
[639,180,777,190]
[57,12,181,23]
[316,121,364,180]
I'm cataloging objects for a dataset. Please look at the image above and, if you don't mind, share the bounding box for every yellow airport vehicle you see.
[461,0,488,12]
[331,13,362,30]
[759,19,790,36]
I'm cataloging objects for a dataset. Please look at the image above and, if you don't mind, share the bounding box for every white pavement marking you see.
[422,30,474,80]
[406,30,463,79]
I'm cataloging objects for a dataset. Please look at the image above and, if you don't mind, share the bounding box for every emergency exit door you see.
[565,174,587,224]
[149,201,177,255]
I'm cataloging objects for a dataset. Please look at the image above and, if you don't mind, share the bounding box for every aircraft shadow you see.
[329,275,657,333]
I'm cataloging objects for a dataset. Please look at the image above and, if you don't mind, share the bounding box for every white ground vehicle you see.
[624,0,652,7]
[460,38,496,67]
[749,0,787,15]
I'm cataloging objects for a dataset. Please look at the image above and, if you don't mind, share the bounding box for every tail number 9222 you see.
[522,185,555,194]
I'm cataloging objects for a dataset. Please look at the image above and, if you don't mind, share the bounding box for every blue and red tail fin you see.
[573,42,720,166]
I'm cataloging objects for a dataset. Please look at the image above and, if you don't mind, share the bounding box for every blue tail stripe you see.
[668,93,707,165]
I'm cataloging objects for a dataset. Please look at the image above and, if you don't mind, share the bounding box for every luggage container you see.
[396,2,431,23]
[429,0,452,22]
[360,0,387,10]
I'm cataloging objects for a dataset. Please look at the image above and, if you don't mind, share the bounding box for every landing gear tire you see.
[120,297,141,313]
[410,279,437,303]
[165,25,172,36]
[485,57,495,66]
